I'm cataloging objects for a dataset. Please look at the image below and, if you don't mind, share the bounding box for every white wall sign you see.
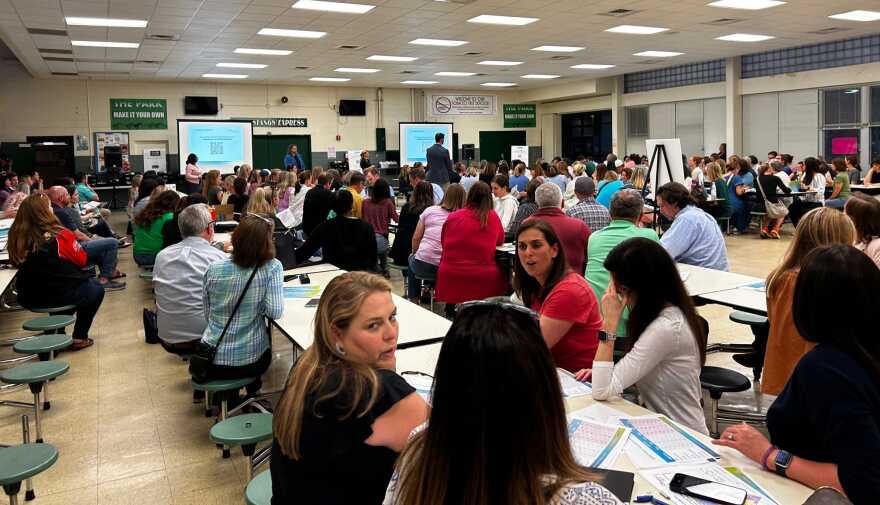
[511,145,529,164]
[429,94,497,116]
[347,150,363,172]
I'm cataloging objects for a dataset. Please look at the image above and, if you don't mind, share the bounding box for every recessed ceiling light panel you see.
[258,28,327,38]
[235,48,293,55]
[521,74,559,79]
[203,73,248,79]
[434,71,476,76]
[531,45,584,52]
[401,80,438,84]
[829,10,880,22]
[707,0,785,10]
[291,0,375,14]
[633,50,683,57]
[71,40,140,48]
[335,67,380,73]
[367,55,418,62]
[310,77,350,82]
[605,24,668,34]
[65,17,147,28]
[570,63,616,69]
[217,62,267,68]
[715,33,774,42]
[481,82,517,87]
[409,38,468,46]
[467,15,538,26]
[478,60,523,66]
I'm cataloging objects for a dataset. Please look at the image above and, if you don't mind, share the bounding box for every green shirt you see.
[833,172,851,200]
[585,219,660,335]
[134,212,173,255]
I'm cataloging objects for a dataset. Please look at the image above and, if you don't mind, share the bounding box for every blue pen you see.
[634,496,672,505]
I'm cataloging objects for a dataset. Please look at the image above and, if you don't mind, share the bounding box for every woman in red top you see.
[513,220,602,373]
[436,182,507,317]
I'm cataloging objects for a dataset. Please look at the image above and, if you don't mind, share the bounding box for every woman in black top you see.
[389,181,433,266]
[161,193,208,248]
[226,177,249,221]
[295,190,377,271]
[714,245,880,504]
[757,162,791,239]
[271,272,427,504]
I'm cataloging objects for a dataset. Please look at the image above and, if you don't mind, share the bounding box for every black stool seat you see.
[700,366,751,400]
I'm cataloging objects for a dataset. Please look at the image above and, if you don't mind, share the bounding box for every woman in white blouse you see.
[578,237,709,435]
[490,173,518,233]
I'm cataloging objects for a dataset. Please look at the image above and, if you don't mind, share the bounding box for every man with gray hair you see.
[153,203,228,356]
[523,182,590,272]
[584,189,660,334]
[566,177,611,232]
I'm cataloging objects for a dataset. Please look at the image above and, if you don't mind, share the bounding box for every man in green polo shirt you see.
[585,188,659,335]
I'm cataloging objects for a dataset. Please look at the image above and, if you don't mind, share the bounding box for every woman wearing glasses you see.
[384,301,620,505]
[272,272,428,504]
[199,214,283,398]
[584,237,708,435]
[513,220,602,373]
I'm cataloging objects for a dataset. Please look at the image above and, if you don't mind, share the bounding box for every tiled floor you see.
[0,213,791,504]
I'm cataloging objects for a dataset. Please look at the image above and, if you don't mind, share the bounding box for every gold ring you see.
[728,434,735,441]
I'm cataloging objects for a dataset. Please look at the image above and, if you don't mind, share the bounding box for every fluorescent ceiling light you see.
[335,67,380,73]
[217,62,267,68]
[292,0,374,13]
[258,28,326,38]
[65,17,147,28]
[203,73,248,79]
[531,45,583,52]
[478,60,523,66]
[409,38,468,47]
[571,63,615,69]
[605,25,668,35]
[367,55,418,62]
[715,33,774,42]
[401,80,438,85]
[309,77,350,82]
[235,48,293,55]
[707,0,785,10]
[467,15,538,26]
[633,50,683,57]
[71,40,139,48]
[434,71,476,76]
[521,74,559,79]
[481,82,517,87]
[829,10,880,22]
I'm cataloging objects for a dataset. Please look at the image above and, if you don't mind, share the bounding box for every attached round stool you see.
[413,271,437,310]
[699,366,751,438]
[27,306,75,315]
[388,263,408,295]
[245,470,272,505]
[192,377,257,456]
[13,335,73,411]
[210,413,272,472]
[0,443,58,504]
[21,315,75,335]
[138,271,153,280]
[0,362,70,443]
[728,311,767,326]
[728,310,768,381]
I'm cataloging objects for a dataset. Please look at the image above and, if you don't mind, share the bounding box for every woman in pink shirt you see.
[184,153,202,194]
[407,184,466,303]
[362,179,399,278]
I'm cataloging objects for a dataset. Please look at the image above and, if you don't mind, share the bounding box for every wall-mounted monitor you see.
[339,99,366,116]
[184,96,219,115]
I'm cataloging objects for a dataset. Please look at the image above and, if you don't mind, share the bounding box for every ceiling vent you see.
[137,59,162,64]
[462,51,482,56]
[702,18,742,25]
[44,56,75,62]
[76,58,135,63]
[808,27,849,35]
[27,28,68,36]
[599,8,638,17]
[336,44,362,50]
[146,34,179,41]
[51,72,78,76]
[39,48,72,54]
[399,70,417,74]
[548,55,574,61]
[294,66,310,70]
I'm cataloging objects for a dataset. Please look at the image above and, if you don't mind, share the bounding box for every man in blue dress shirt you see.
[656,182,729,271]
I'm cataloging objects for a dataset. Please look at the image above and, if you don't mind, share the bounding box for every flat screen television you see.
[184,96,219,115]
[339,99,366,116]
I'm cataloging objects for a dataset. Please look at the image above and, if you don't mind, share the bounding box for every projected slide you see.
[177,120,253,175]
[399,122,453,166]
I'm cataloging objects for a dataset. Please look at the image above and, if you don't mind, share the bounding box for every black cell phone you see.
[305,298,319,308]
[300,273,310,284]
[283,274,298,282]
[669,473,747,505]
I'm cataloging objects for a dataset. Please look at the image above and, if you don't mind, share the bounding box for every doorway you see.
[253,135,312,170]
[561,110,612,161]
[478,130,527,164]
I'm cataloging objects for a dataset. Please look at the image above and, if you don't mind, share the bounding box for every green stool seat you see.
[729,311,767,326]
[192,377,255,393]
[28,306,75,314]
[12,335,73,355]
[138,271,153,280]
[388,263,407,271]
[0,362,69,385]
[210,413,273,447]
[0,444,58,487]
[21,315,76,333]
[245,470,272,505]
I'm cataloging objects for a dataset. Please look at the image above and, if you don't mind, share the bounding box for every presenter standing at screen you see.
[426,132,452,189]
[284,144,304,171]
[185,153,202,195]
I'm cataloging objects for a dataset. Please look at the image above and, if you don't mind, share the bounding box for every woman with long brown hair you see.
[846,193,880,269]
[385,302,620,505]
[202,169,223,205]
[133,189,180,265]
[8,194,103,349]
[271,272,427,504]
[390,181,434,267]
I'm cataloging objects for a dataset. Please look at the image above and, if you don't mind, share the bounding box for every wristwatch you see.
[774,449,793,477]
[598,330,617,342]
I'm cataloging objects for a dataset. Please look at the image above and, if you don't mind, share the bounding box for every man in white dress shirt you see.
[153,204,228,355]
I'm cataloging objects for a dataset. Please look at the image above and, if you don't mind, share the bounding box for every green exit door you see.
[253,135,312,171]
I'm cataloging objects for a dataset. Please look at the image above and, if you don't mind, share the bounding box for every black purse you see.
[189,266,260,383]
[142,307,159,344]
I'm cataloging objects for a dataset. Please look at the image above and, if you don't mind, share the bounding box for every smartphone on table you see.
[669,473,747,505]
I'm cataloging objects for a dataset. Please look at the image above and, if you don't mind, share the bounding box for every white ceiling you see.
[0,0,878,90]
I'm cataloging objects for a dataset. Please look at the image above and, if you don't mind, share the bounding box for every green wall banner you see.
[503,104,536,128]
[234,117,308,128]
[110,99,167,130]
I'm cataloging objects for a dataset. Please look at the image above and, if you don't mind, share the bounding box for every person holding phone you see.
[713,245,880,504]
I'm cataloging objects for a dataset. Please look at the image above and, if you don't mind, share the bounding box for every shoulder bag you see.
[189,265,260,383]
[757,178,789,220]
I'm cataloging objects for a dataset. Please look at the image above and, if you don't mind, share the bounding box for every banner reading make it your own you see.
[110,98,168,130]
[429,94,497,116]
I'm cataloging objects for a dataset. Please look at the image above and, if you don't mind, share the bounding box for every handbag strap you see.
[756,175,771,203]
[213,265,260,348]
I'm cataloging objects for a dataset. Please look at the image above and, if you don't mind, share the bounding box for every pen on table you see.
[634,495,672,505]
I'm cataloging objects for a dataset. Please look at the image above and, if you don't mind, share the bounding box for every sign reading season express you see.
[110,98,167,130]
[429,94,497,116]
[235,118,308,128]
[503,104,537,128]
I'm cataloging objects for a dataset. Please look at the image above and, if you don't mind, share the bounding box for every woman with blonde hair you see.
[700,161,730,220]
[738,208,856,394]
[245,186,274,216]
[276,171,300,212]
[238,163,253,183]
[220,175,236,205]
[271,272,428,504]
[563,162,587,208]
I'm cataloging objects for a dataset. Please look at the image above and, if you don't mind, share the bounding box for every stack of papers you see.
[641,464,779,505]
[283,285,322,299]
[557,369,592,397]
[616,415,720,468]
[567,418,630,469]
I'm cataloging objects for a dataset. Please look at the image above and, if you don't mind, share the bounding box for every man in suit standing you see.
[425,132,452,188]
